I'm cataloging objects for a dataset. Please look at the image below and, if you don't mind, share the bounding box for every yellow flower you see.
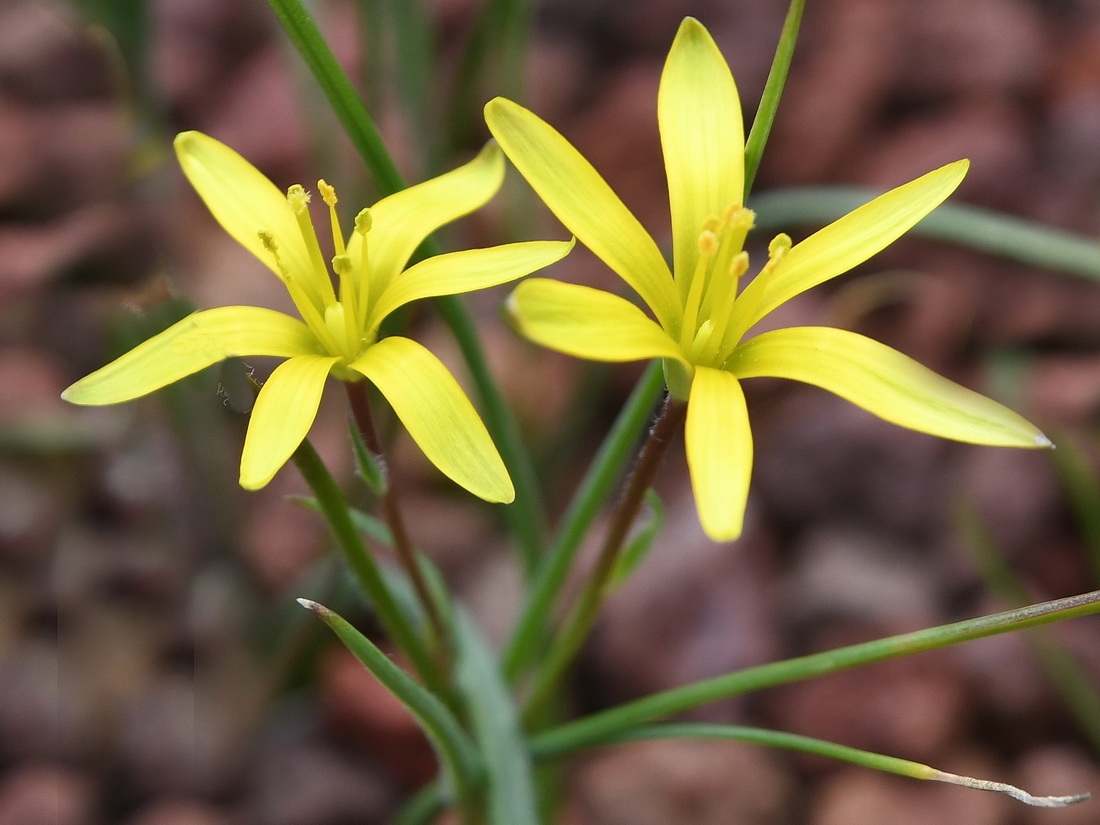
[63,131,571,499]
[486,18,1048,540]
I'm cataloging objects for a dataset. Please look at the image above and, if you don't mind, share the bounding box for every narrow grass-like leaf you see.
[298,599,480,812]
[743,0,805,196]
[531,589,1100,758]
[593,724,1088,808]
[454,609,540,825]
[751,188,1100,281]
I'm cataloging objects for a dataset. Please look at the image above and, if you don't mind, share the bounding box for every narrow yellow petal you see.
[174,132,312,285]
[730,160,969,340]
[485,97,681,333]
[685,367,753,541]
[659,18,744,293]
[350,142,505,300]
[368,240,574,329]
[507,279,687,365]
[62,307,319,405]
[348,337,514,503]
[239,354,340,489]
[728,327,1050,447]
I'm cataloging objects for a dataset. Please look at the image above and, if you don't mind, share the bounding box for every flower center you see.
[679,204,754,365]
[259,182,376,363]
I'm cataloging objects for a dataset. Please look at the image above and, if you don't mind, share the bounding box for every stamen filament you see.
[354,209,372,332]
[680,230,718,351]
[287,184,339,309]
[716,233,791,365]
[318,180,347,257]
[698,251,749,365]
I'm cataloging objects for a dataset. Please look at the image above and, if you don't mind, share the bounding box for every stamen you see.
[680,229,718,351]
[714,233,793,366]
[287,184,338,309]
[353,208,372,330]
[332,254,360,349]
[318,179,346,257]
[698,251,750,365]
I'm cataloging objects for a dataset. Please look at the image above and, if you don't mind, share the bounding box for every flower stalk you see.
[345,379,450,662]
[522,394,687,723]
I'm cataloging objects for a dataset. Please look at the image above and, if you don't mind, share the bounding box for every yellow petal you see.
[368,240,574,329]
[685,367,753,541]
[507,278,687,364]
[348,337,514,503]
[728,326,1050,447]
[729,160,969,340]
[485,97,681,333]
[239,354,340,489]
[351,141,504,300]
[62,307,319,405]
[659,18,744,294]
[174,132,311,287]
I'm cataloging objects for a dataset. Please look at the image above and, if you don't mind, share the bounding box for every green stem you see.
[750,188,1100,281]
[267,0,547,569]
[503,360,664,677]
[504,362,665,679]
[531,589,1100,758]
[345,381,450,661]
[267,0,405,196]
[290,439,444,694]
[436,294,546,571]
[743,0,805,197]
[522,395,686,723]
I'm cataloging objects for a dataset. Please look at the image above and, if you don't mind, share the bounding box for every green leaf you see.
[609,489,664,588]
[453,610,539,825]
[743,0,805,196]
[601,724,1089,808]
[531,589,1100,759]
[299,599,480,812]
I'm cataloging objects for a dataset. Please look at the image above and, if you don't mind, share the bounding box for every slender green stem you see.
[290,439,445,694]
[345,381,450,660]
[750,188,1100,281]
[267,0,547,568]
[531,589,1100,758]
[267,0,405,196]
[504,362,665,679]
[436,294,546,571]
[743,0,805,197]
[523,395,687,723]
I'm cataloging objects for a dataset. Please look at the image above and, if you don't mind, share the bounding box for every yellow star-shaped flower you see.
[63,131,572,499]
[486,17,1048,540]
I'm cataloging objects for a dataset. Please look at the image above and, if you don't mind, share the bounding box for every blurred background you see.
[1,0,1099,823]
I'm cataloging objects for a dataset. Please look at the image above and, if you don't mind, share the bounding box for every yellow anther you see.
[727,206,755,233]
[768,233,792,258]
[729,251,749,280]
[354,209,372,234]
[332,254,352,276]
[698,229,719,257]
[287,184,311,213]
[258,230,278,255]
[318,179,337,207]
